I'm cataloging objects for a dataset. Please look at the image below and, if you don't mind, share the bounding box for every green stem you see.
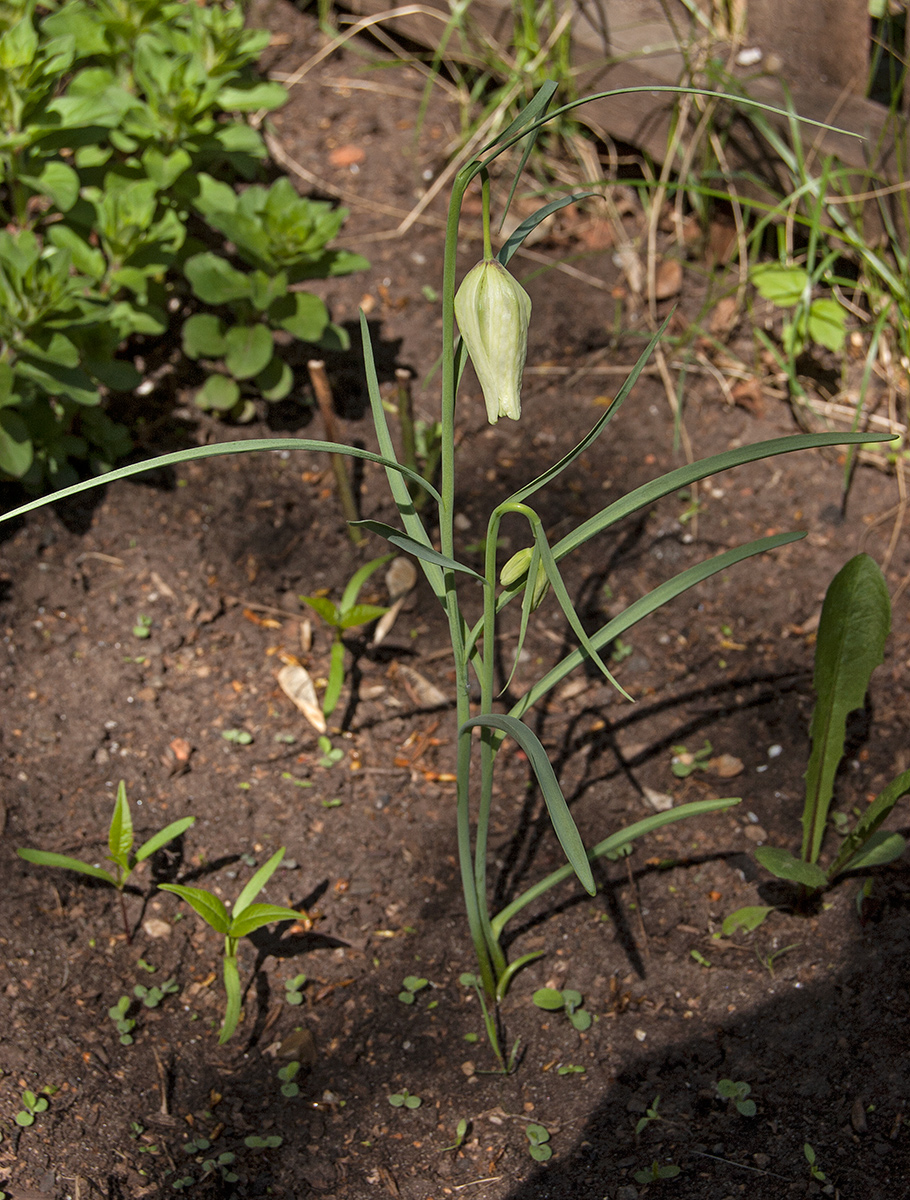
[220,943,241,1044]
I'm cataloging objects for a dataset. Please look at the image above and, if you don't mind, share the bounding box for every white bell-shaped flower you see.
[454,258,531,424]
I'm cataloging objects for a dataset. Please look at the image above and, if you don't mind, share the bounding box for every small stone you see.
[753,1153,771,1168]
[142,918,171,939]
[744,825,768,843]
[707,753,743,778]
[633,1029,647,1042]
[460,1061,475,1077]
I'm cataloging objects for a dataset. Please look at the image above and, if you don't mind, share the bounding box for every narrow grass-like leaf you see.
[498,193,597,267]
[491,796,740,937]
[462,713,595,896]
[803,554,890,863]
[352,520,486,582]
[17,849,115,885]
[233,847,286,919]
[339,552,394,613]
[754,846,828,890]
[108,780,133,866]
[0,438,441,526]
[827,767,910,878]
[135,816,196,863]
[510,533,804,720]
[159,884,230,934]
[477,80,558,156]
[229,903,303,940]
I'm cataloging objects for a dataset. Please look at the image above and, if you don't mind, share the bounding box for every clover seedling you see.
[245,1135,283,1149]
[109,996,136,1044]
[222,728,253,745]
[284,973,307,1005]
[804,1143,827,1182]
[134,978,179,1008]
[716,1079,756,1117]
[525,1123,552,1162]
[17,781,195,940]
[634,1160,681,1183]
[398,975,429,1005]
[532,986,592,1032]
[557,1063,585,1076]
[388,1089,422,1109]
[671,740,712,778]
[15,1089,49,1127]
[201,1152,238,1183]
[278,1062,301,1097]
[132,615,152,639]
[183,1136,211,1154]
[316,736,344,768]
[160,847,303,1043]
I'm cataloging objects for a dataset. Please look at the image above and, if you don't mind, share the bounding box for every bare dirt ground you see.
[1,5,910,1199]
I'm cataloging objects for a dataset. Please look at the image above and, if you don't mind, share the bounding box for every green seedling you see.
[634,1160,681,1183]
[388,1089,421,1109]
[284,973,307,1005]
[182,1137,211,1154]
[200,1152,238,1183]
[221,728,253,745]
[755,942,799,978]
[171,1176,195,1190]
[398,975,429,1005]
[317,736,344,768]
[635,1095,663,1136]
[441,1117,469,1152]
[137,959,156,973]
[532,986,592,1031]
[160,848,303,1043]
[15,1089,49,1127]
[18,781,194,940]
[557,1063,585,1075]
[278,1062,301,1097]
[134,978,178,1008]
[460,972,520,1073]
[690,949,711,969]
[109,995,136,1044]
[722,906,776,936]
[670,740,712,778]
[610,637,634,664]
[804,1142,827,1182]
[299,554,393,718]
[716,1079,756,1117]
[754,556,910,911]
[525,1123,552,1162]
[244,1135,283,1150]
[132,615,152,639]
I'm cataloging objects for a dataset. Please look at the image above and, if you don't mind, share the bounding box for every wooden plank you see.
[746,0,870,97]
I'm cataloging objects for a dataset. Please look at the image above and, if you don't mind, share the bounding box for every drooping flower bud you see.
[454,258,531,424]
[499,546,549,610]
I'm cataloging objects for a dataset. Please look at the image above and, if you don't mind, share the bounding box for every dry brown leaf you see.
[394,663,447,708]
[654,256,683,300]
[277,664,327,733]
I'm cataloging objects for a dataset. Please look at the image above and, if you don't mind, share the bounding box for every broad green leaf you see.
[196,375,239,412]
[352,521,483,580]
[141,146,191,189]
[182,314,227,359]
[229,902,303,940]
[751,263,809,307]
[17,848,115,884]
[754,846,828,890]
[532,987,565,1010]
[464,713,595,896]
[233,847,286,919]
[803,555,890,864]
[338,603,389,630]
[0,15,38,68]
[827,767,910,878]
[135,816,196,863]
[721,906,773,936]
[273,292,329,342]
[34,161,80,211]
[839,831,906,873]
[0,363,13,405]
[47,225,106,278]
[224,323,273,380]
[184,252,251,304]
[108,780,133,864]
[159,883,230,934]
[0,411,34,478]
[255,356,293,401]
[17,359,99,406]
[807,298,846,352]
[299,595,340,626]
[217,81,288,112]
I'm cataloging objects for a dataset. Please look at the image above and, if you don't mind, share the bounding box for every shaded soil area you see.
[2,6,910,1199]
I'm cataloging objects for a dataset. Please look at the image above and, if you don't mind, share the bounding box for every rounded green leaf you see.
[0,410,34,478]
[272,292,329,342]
[721,906,772,936]
[182,314,227,360]
[184,253,251,304]
[224,323,274,380]
[532,987,565,1011]
[807,298,846,352]
[255,356,294,401]
[196,375,240,412]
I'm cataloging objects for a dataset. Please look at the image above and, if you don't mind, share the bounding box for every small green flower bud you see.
[454,258,531,424]
[499,546,549,610]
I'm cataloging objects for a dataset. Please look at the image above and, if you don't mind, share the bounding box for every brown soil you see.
[2,7,910,1200]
